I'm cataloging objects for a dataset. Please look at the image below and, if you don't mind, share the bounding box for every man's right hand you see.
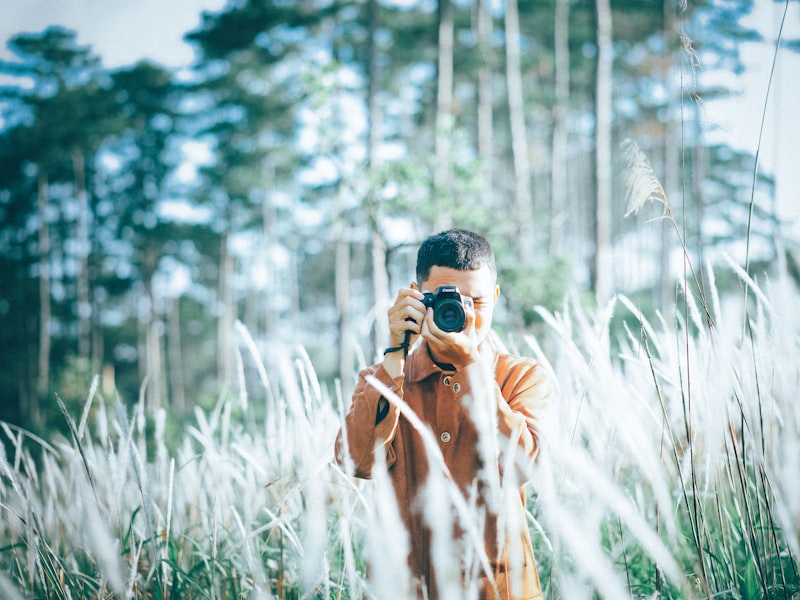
[382,287,426,377]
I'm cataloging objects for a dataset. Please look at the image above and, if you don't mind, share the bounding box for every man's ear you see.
[494,285,500,302]
[410,281,419,291]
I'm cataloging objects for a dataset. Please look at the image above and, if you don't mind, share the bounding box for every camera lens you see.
[434,299,466,332]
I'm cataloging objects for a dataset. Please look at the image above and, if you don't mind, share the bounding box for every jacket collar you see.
[406,340,448,382]
[406,339,500,383]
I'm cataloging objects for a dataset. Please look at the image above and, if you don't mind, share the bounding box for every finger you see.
[394,287,424,304]
[405,304,426,326]
[462,300,476,331]
[389,304,424,329]
[422,307,445,341]
[399,316,421,335]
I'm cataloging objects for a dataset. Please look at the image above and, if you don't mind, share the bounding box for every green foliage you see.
[499,257,575,328]
[0,0,789,464]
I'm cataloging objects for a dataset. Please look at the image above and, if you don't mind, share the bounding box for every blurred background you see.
[1,0,798,437]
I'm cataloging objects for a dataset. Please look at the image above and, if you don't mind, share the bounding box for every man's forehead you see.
[420,265,496,291]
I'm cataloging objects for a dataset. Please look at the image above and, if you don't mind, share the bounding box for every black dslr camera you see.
[422,286,473,332]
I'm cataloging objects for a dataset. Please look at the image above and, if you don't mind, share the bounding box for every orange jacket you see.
[336,339,551,599]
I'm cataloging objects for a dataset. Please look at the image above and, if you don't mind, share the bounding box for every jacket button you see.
[440,431,451,443]
[443,376,452,386]
[452,382,461,393]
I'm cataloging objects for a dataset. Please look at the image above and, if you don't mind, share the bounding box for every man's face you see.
[416,265,499,344]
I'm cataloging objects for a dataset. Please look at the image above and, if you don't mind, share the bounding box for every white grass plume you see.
[365,375,497,590]
[81,501,124,594]
[536,268,800,596]
[362,444,412,599]
[300,467,329,594]
[76,374,98,442]
[545,440,683,584]
[235,319,276,409]
[3,267,798,598]
[620,138,667,217]
[0,572,25,600]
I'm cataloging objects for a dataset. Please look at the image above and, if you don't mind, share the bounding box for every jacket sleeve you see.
[334,363,403,478]
[451,354,551,485]
[494,359,552,478]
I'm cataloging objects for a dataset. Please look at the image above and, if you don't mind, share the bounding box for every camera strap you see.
[383,330,412,359]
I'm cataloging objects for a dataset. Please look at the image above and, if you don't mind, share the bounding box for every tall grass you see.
[529,268,800,599]
[1,271,799,599]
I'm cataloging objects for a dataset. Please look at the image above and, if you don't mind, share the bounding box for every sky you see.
[1,0,799,241]
[1,0,227,69]
[705,1,800,242]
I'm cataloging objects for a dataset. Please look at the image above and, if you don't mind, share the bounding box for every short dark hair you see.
[416,229,496,284]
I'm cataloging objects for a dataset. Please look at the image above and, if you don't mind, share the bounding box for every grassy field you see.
[1,270,799,599]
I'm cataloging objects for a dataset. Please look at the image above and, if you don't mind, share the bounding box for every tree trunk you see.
[137,282,147,397]
[434,0,454,230]
[145,301,163,412]
[371,231,391,360]
[365,0,390,360]
[261,162,277,340]
[35,170,50,424]
[167,296,186,414]
[335,237,353,389]
[692,103,707,277]
[217,231,235,390]
[244,285,259,344]
[475,0,494,208]
[550,0,571,256]
[288,238,301,331]
[660,0,679,312]
[593,0,613,305]
[505,0,534,256]
[143,243,163,411]
[72,148,92,359]
[365,0,381,172]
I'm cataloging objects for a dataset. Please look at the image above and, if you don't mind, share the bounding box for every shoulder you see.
[495,352,542,378]
[494,353,553,397]
[357,362,382,379]
[356,361,402,389]
[484,333,544,381]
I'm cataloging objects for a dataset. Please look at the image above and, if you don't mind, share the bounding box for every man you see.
[336,229,550,599]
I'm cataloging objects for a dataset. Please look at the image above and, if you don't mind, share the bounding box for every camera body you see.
[422,286,473,332]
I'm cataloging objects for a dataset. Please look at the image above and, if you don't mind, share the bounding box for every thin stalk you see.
[641,326,697,598]
[730,371,778,592]
[676,8,711,595]
[712,481,736,588]
[744,289,776,589]
[742,0,790,335]
[673,324,711,597]
[55,394,100,510]
[726,418,768,597]
[758,466,791,598]
[618,516,632,595]
[643,318,668,597]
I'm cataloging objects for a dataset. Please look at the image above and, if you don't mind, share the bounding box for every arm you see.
[454,354,551,483]
[493,357,551,481]
[335,363,403,478]
[335,286,425,477]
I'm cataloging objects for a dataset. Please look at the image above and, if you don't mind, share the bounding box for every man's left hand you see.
[421,303,480,370]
